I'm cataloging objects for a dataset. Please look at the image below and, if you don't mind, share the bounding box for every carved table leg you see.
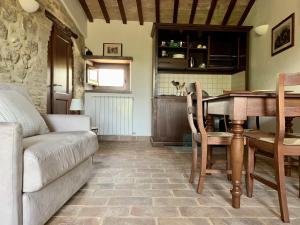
[285,117,294,177]
[231,120,245,208]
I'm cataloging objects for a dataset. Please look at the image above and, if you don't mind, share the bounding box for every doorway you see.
[47,25,74,114]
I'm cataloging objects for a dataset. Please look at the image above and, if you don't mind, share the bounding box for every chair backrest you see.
[186,81,208,138]
[195,81,207,137]
[276,73,300,144]
[186,93,197,134]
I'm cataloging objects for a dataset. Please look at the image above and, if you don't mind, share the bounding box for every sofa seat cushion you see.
[23,131,98,192]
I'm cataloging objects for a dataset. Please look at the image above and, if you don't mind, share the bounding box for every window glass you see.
[98,68,124,87]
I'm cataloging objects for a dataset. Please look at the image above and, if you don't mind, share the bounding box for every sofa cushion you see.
[22,131,98,192]
[0,88,49,137]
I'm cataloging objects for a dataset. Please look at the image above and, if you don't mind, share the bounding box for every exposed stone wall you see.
[0,0,85,113]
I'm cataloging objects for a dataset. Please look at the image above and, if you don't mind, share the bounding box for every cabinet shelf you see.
[158,46,187,49]
[189,48,208,51]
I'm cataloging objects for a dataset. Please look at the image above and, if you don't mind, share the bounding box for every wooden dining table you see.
[203,91,300,208]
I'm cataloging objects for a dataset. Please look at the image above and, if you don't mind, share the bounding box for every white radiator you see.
[85,93,134,135]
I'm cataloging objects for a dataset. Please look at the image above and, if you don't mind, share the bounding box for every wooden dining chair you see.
[187,81,242,193]
[245,72,300,223]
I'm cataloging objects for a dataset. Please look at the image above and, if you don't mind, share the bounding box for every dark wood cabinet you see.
[151,96,190,146]
[152,24,252,74]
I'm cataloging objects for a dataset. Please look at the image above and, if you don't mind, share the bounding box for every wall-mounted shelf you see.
[84,55,133,64]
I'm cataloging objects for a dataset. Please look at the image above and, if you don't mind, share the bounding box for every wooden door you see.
[47,26,73,114]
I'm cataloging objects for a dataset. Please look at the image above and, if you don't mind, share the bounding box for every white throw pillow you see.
[0,90,49,137]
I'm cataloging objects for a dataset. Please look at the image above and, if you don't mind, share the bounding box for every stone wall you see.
[0,0,85,113]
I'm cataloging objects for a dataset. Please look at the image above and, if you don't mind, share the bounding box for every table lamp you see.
[70,98,84,114]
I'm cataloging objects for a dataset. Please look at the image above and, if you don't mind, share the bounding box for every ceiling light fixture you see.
[18,0,40,13]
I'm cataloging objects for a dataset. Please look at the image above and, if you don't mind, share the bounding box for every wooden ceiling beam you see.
[206,0,217,25]
[173,0,179,23]
[189,0,198,24]
[136,0,144,25]
[117,0,127,24]
[78,0,93,22]
[238,0,256,26]
[222,0,237,25]
[97,0,110,23]
[155,0,160,23]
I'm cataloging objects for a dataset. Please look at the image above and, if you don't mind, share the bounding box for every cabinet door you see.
[155,98,190,142]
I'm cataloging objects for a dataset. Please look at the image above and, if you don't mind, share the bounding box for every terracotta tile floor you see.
[47,141,300,225]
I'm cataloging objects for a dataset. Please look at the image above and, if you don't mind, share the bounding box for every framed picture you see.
[272,13,294,56]
[103,43,123,56]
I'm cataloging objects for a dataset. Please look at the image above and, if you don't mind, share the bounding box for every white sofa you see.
[0,85,99,225]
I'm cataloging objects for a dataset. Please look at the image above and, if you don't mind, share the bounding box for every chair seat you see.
[245,130,300,146]
[207,132,233,137]
[287,133,300,137]
[259,137,300,145]
[23,131,98,193]
[244,130,274,139]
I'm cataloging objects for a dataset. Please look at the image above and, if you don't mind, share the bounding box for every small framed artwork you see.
[103,43,123,56]
[271,13,295,56]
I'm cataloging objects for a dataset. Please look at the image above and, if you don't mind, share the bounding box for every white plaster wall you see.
[245,0,300,131]
[231,71,245,90]
[85,20,153,136]
[60,0,88,37]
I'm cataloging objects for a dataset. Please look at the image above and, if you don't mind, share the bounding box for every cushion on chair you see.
[0,87,49,137]
[22,131,98,192]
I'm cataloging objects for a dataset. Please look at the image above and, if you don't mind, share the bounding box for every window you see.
[87,63,130,92]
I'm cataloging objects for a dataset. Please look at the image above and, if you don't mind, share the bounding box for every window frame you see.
[86,62,131,93]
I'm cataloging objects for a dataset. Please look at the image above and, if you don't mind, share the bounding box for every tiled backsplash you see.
[156,72,246,96]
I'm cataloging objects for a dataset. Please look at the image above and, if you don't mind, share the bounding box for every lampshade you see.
[18,0,40,13]
[70,99,84,111]
[254,24,269,36]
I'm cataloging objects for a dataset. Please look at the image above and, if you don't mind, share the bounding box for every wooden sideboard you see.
[151,96,190,146]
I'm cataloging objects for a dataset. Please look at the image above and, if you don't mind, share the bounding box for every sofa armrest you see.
[0,123,23,225]
[43,114,91,132]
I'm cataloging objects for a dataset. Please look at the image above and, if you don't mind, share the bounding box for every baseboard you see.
[98,135,150,142]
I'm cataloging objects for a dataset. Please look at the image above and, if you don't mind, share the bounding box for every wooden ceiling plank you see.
[117,0,127,24]
[189,0,198,24]
[136,0,144,25]
[238,0,256,26]
[97,0,110,23]
[173,0,179,23]
[78,0,93,22]
[222,0,237,25]
[155,0,160,23]
[206,0,217,25]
